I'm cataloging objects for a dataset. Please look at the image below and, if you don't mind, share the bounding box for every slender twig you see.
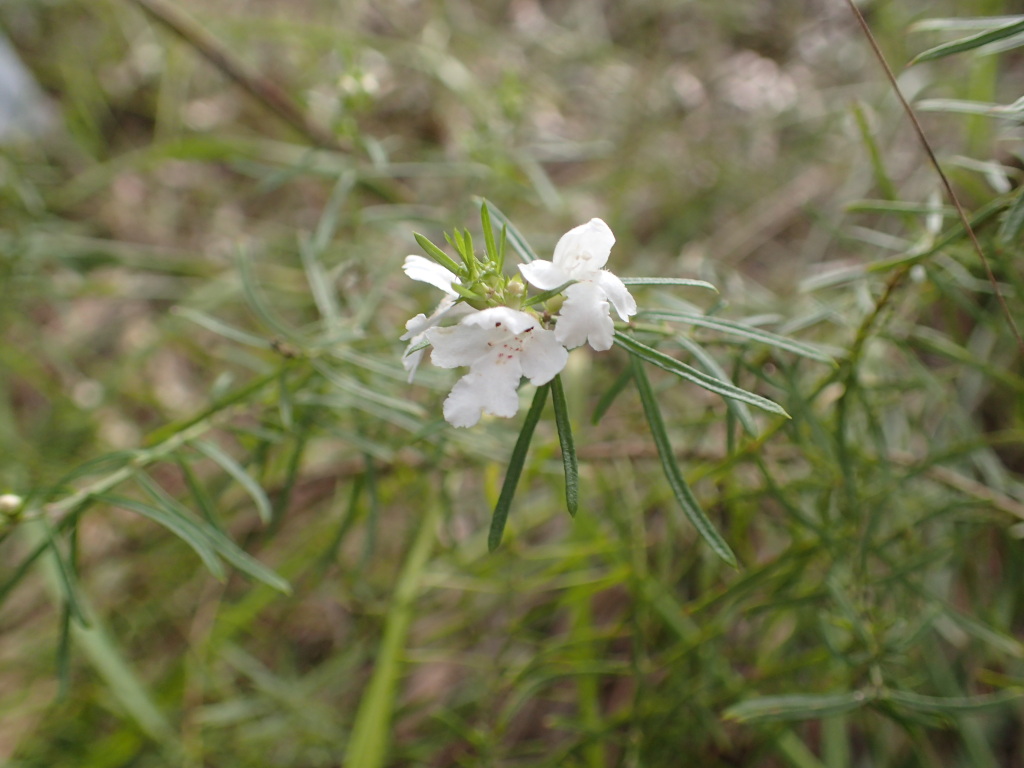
[844,0,1024,357]
[127,0,348,152]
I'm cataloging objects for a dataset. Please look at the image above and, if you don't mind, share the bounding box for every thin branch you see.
[844,0,1024,357]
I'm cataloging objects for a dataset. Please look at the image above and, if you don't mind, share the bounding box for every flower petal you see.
[519,260,571,291]
[401,298,476,382]
[518,327,569,385]
[595,270,637,321]
[551,218,615,276]
[443,359,522,427]
[403,255,460,294]
[400,296,472,341]
[402,344,427,383]
[555,282,614,351]
[426,323,494,369]
[401,312,431,342]
[461,306,537,335]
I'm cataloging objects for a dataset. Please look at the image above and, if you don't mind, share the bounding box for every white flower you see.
[401,255,466,382]
[519,218,636,351]
[401,296,473,382]
[403,254,460,294]
[425,307,568,427]
[0,494,23,514]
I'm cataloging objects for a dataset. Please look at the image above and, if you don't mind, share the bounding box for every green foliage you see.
[1,0,1024,766]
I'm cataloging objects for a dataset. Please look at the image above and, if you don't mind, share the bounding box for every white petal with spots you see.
[519,218,636,351]
[426,307,568,427]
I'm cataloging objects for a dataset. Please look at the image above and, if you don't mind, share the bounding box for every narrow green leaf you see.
[299,236,342,323]
[480,201,498,262]
[172,307,273,349]
[911,16,1024,34]
[56,602,73,697]
[132,475,291,593]
[998,187,1024,245]
[498,224,507,272]
[775,730,829,768]
[478,198,540,263]
[21,520,182,752]
[550,375,578,516]
[883,688,1023,714]
[620,277,718,292]
[40,521,88,624]
[0,537,52,609]
[450,283,490,304]
[462,229,476,271]
[673,335,756,435]
[312,171,356,254]
[614,332,789,418]
[312,361,425,417]
[488,384,549,551]
[192,439,273,524]
[277,368,294,431]
[725,690,872,723]
[909,18,1024,64]
[522,280,575,308]
[641,310,835,364]
[236,249,296,340]
[631,355,737,567]
[915,99,1002,117]
[852,100,899,203]
[846,200,958,215]
[101,494,226,579]
[176,456,222,529]
[413,232,462,275]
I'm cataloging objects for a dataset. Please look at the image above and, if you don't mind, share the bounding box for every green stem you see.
[343,496,440,768]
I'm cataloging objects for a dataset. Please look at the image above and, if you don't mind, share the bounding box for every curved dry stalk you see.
[127,0,348,153]
[844,0,1024,358]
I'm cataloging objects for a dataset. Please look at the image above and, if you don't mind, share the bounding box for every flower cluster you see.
[403,216,636,427]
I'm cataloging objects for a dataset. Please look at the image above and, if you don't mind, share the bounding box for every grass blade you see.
[630,355,737,567]
[550,375,578,516]
[488,384,549,550]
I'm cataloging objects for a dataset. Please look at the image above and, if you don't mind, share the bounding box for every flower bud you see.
[0,494,24,516]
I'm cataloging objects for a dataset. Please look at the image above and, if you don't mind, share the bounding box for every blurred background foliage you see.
[1,0,1024,765]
